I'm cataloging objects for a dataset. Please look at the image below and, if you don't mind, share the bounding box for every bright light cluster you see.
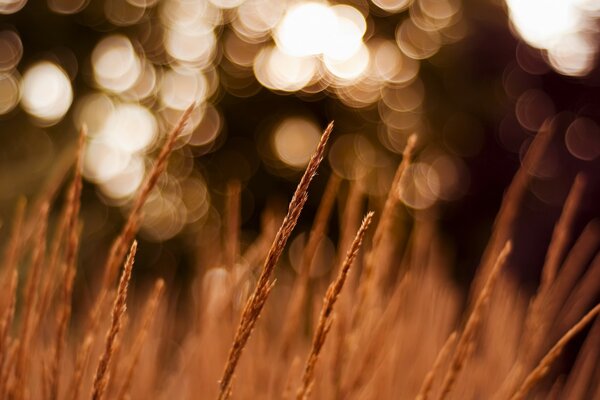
[506,0,600,76]
[3,0,471,233]
[20,61,73,125]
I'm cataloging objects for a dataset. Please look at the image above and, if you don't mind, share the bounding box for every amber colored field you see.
[0,110,598,400]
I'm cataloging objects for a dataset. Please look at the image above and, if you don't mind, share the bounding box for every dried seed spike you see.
[91,241,138,400]
[296,212,374,400]
[510,303,600,400]
[116,278,165,400]
[217,121,333,400]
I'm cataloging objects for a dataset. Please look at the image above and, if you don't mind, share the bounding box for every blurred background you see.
[0,0,599,292]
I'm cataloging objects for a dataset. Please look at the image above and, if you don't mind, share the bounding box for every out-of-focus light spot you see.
[209,0,245,9]
[140,188,187,241]
[388,52,420,85]
[381,79,424,112]
[371,0,410,13]
[289,233,335,277]
[336,78,382,108]
[515,89,555,131]
[161,0,221,30]
[515,41,549,75]
[105,0,146,26]
[254,46,317,92]
[506,0,599,76]
[92,35,141,93]
[272,117,321,169]
[565,117,600,161]
[73,93,114,135]
[0,0,27,14]
[329,134,374,180]
[48,0,88,15]
[371,39,403,82]
[410,0,460,32]
[99,155,145,199]
[502,63,540,100]
[396,18,441,60]
[419,0,460,21]
[546,34,596,77]
[0,30,23,71]
[165,27,216,68]
[379,103,421,131]
[102,103,158,153]
[181,175,210,223]
[324,43,369,81]
[507,0,577,49]
[84,137,132,183]
[235,0,285,40]
[189,104,222,147]
[160,69,208,110]
[275,2,366,62]
[275,2,337,57]
[0,73,20,115]
[223,30,262,68]
[20,61,73,124]
[399,162,438,209]
[325,5,367,61]
[127,61,157,100]
[128,0,158,7]
[428,153,469,201]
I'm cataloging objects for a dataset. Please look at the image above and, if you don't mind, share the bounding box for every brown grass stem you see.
[91,241,138,400]
[437,241,512,400]
[296,211,374,400]
[510,303,600,400]
[216,121,334,400]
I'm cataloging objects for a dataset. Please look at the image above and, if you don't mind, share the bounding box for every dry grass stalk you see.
[437,241,512,400]
[102,104,194,288]
[472,119,553,297]
[558,245,600,322]
[91,241,138,400]
[68,334,93,400]
[280,174,341,357]
[337,181,363,272]
[296,212,374,400]
[217,121,334,400]
[0,337,19,397]
[520,175,589,366]
[340,272,412,398]
[13,202,49,398]
[510,303,600,400]
[415,331,458,400]
[1,198,26,277]
[560,316,600,399]
[115,278,165,400]
[354,134,416,325]
[83,105,193,361]
[0,270,18,376]
[49,127,85,400]
[540,173,587,290]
